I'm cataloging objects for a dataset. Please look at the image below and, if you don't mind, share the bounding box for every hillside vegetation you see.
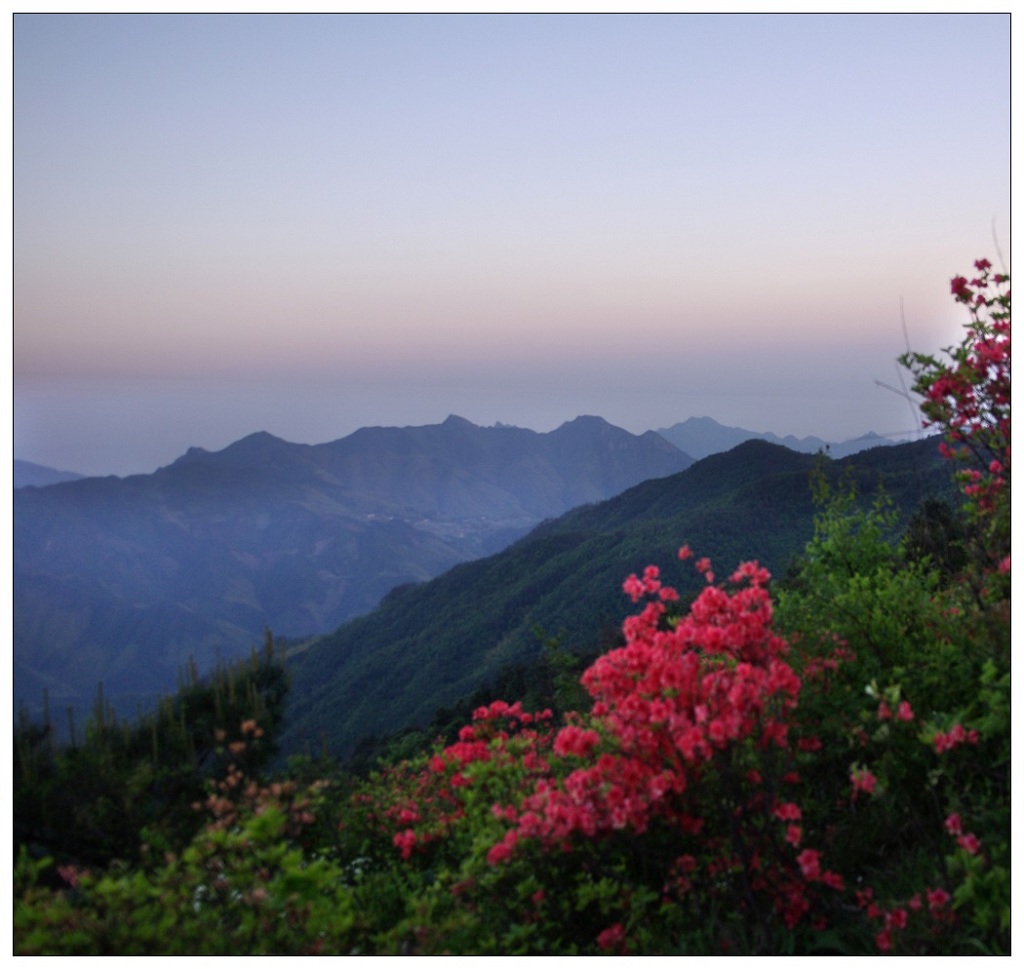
[281,436,953,761]
[14,261,1009,954]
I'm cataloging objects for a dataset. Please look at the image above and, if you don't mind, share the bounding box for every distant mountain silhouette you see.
[656,416,900,461]
[14,416,693,724]
[14,460,86,489]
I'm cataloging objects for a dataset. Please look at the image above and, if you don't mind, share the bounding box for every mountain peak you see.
[441,414,477,429]
[214,430,295,460]
[555,415,614,431]
[235,430,288,445]
[170,446,210,466]
[166,432,295,472]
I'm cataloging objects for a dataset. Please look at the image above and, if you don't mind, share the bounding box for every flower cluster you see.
[855,884,956,953]
[877,699,914,722]
[905,259,1010,519]
[480,553,845,935]
[366,700,557,862]
[932,721,980,754]
[944,813,983,856]
[492,556,800,840]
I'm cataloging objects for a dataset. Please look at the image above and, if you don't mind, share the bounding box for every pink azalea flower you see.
[957,833,981,855]
[774,801,801,821]
[851,767,878,796]
[597,923,626,951]
[951,276,971,298]
[486,830,518,865]
[797,849,821,881]
[887,908,908,929]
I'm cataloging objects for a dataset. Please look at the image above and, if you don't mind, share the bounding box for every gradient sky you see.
[13,12,1010,476]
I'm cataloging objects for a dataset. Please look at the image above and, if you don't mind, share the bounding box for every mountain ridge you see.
[656,415,902,460]
[14,415,694,724]
[14,460,87,489]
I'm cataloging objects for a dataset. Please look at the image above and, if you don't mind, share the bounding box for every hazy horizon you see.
[17,369,927,480]
[14,12,1010,477]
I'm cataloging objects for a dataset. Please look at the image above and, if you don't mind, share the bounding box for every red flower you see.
[597,923,626,951]
[850,767,878,796]
[957,832,981,855]
[797,849,821,881]
[774,801,801,821]
[393,828,417,860]
[820,870,844,891]
[553,724,600,758]
[622,573,646,602]
[887,908,908,930]
[486,829,518,865]
[933,722,979,753]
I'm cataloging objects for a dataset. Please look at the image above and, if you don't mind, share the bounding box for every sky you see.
[12,11,1011,477]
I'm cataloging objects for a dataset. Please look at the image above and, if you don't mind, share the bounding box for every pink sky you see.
[13,13,1010,475]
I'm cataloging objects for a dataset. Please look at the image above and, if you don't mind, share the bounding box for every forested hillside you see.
[281,435,954,761]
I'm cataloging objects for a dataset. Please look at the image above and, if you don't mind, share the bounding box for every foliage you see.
[15,766,352,955]
[15,632,289,870]
[14,259,1009,954]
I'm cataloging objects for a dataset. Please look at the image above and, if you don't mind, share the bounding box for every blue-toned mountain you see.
[14,460,86,489]
[656,416,901,460]
[14,416,692,724]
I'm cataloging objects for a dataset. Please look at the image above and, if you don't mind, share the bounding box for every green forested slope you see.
[281,437,952,761]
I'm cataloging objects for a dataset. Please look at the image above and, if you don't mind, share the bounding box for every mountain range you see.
[656,416,902,460]
[15,416,904,490]
[279,435,953,761]
[13,460,86,489]
[13,415,692,722]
